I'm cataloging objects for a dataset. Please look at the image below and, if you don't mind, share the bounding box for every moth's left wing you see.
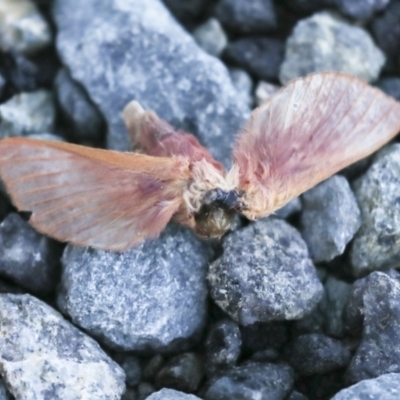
[0,138,190,250]
[233,72,400,219]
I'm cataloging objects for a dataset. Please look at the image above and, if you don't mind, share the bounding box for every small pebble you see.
[300,175,361,263]
[0,90,55,138]
[224,37,284,82]
[205,319,241,376]
[193,18,227,57]
[280,11,385,84]
[286,333,351,376]
[214,0,277,34]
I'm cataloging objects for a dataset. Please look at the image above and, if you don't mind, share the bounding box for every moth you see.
[0,72,400,251]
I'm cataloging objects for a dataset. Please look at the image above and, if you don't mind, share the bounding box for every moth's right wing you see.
[233,72,400,219]
[0,138,190,251]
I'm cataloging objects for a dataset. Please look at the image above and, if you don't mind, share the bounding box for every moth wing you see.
[233,72,400,219]
[0,138,190,251]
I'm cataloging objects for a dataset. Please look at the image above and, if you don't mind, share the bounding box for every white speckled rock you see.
[147,388,201,400]
[0,293,125,399]
[350,144,400,276]
[332,373,400,400]
[57,225,212,352]
[208,218,323,325]
[280,11,385,84]
[0,0,51,54]
[300,175,361,263]
[0,90,55,139]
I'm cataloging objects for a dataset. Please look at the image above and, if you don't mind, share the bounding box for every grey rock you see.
[155,352,204,392]
[346,272,400,383]
[287,391,308,400]
[320,276,352,338]
[147,388,201,400]
[286,333,351,376]
[254,80,280,106]
[214,0,277,34]
[275,197,301,219]
[0,0,51,55]
[229,68,253,107]
[143,355,165,381]
[163,0,208,24]
[241,321,288,352]
[283,0,328,14]
[53,0,250,168]
[57,225,211,352]
[114,354,142,387]
[224,37,284,82]
[122,388,138,400]
[332,373,400,400]
[193,18,227,57]
[208,218,323,325]
[350,144,400,276]
[205,319,241,376]
[0,378,11,400]
[0,74,5,98]
[0,213,62,294]
[371,1,400,67]
[204,361,294,400]
[0,90,55,139]
[300,175,361,263]
[54,68,104,142]
[0,293,125,399]
[376,77,400,101]
[137,382,156,400]
[279,12,385,84]
[332,0,390,20]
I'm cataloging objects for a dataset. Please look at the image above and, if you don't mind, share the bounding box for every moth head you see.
[194,189,246,238]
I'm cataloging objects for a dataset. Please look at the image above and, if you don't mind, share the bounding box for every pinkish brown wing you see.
[123,100,225,173]
[0,137,190,251]
[233,72,400,219]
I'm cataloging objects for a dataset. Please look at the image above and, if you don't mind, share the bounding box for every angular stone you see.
[0,90,55,138]
[54,68,104,142]
[0,0,51,55]
[254,80,280,106]
[52,0,250,167]
[228,68,253,107]
[300,175,361,263]
[0,213,62,294]
[350,144,400,276]
[214,0,277,34]
[193,18,227,57]
[0,293,125,399]
[286,333,351,376]
[280,12,385,84]
[224,37,284,82]
[205,319,241,376]
[376,77,400,101]
[332,0,389,20]
[346,272,400,383]
[204,362,294,400]
[332,373,400,400]
[57,225,211,352]
[155,352,204,392]
[147,388,201,400]
[208,218,323,325]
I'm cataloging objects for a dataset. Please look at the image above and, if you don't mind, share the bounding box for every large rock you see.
[208,218,323,325]
[52,0,250,167]
[300,175,361,263]
[57,225,211,352]
[332,373,400,400]
[0,294,125,399]
[345,272,400,383]
[350,145,400,276]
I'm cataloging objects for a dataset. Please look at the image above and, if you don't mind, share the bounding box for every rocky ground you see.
[0,0,400,399]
